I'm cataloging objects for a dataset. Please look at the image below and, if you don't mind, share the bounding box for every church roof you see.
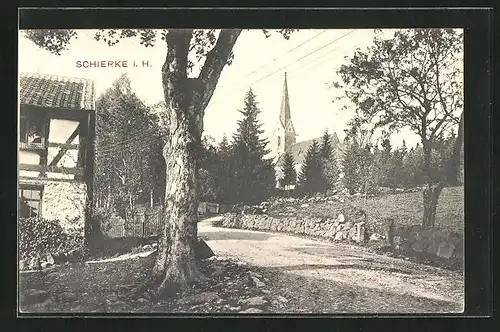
[279,72,292,129]
[275,131,343,169]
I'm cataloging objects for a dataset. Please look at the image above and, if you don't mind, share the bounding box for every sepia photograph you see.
[18,26,465,314]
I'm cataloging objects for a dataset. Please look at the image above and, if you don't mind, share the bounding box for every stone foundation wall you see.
[41,181,87,238]
[218,213,368,244]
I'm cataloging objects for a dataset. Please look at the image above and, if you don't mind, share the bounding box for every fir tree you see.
[215,134,232,204]
[297,140,322,194]
[318,130,339,194]
[320,129,333,160]
[231,89,275,204]
[280,152,297,190]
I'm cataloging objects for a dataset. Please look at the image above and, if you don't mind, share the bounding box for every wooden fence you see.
[115,201,233,238]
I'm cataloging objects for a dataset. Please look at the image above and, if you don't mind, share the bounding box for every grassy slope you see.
[349,186,464,235]
[266,186,464,237]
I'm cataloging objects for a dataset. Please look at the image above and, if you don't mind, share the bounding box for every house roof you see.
[19,72,96,111]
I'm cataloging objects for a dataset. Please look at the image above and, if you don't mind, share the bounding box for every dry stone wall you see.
[218,212,368,244]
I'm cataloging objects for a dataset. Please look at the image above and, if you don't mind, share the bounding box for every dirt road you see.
[198,216,464,313]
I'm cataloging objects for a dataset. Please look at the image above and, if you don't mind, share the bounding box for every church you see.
[270,73,343,189]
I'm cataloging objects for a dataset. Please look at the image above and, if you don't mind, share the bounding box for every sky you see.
[19,29,425,148]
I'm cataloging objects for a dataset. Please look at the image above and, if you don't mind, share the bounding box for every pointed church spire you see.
[279,72,291,128]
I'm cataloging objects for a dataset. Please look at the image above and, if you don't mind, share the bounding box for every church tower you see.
[272,72,297,161]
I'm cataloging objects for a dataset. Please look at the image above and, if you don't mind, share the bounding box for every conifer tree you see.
[319,130,340,194]
[231,89,275,204]
[281,152,297,190]
[320,129,333,160]
[297,140,322,194]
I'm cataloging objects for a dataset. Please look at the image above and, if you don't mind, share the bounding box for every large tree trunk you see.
[152,119,204,295]
[422,181,445,228]
[421,111,464,228]
[149,29,241,296]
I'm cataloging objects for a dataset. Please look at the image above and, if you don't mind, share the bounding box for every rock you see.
[261,289,271,294]
[107,299,127,307]
[227,305,241,311]
[276,295,288,303]
[369,233,384,241]
[142,244,153,251]
[251,276,265,287]
[41,261,52,269]
[336,214,345,223]
[59,291,78,302]
[28,256,41,270]
[46,254,55,265]
[300,204,310,208]
[211,266,224,277]
[241,296,267,306]
[447,231,462,246]
[177,291,220,305]
[152,242,158,248]
[411,241,426,252]
[195,238,215,260]
[334,232,343,241]
[240,308,263,313]
[53,252,67,264]
[248,271,262,279]
[23,289,49,303]
[437,241,456,259]
[424,239,439,255]
[37,298,53,309]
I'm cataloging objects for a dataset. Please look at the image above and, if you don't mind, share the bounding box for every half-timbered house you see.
[18,72,95,238]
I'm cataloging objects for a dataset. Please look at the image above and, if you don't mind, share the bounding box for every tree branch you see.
[195,29,242,112]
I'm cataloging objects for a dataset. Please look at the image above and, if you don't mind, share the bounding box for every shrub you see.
[19,217,83,262]
[91,206,113,235]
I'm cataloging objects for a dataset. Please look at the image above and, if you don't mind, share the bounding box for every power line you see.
[207,29,357,109]
[95,30,357,155]
[215,29,328,90]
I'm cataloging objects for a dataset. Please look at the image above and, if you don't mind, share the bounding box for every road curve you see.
[198,216,464,313]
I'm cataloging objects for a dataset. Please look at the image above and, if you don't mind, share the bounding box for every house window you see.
[18,185,43,218]
[19,115,46,148]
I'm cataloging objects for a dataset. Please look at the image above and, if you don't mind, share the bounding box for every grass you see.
[349,186,464,236]
[265,186,464,237]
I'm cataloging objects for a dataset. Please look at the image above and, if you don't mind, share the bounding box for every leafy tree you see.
[341,120,378,195]
[401,144,426,188]
[297,140,323,194]
[25,28,296,294]
[230,89,275,204]
[280,152,297,190]
[334,28,464,228]
[94,74,164,221]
